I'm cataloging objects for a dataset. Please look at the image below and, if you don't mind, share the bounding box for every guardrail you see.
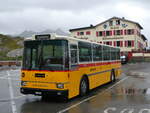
[0,61,21,67]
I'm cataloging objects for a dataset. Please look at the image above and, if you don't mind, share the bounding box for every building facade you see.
[69,17,148,55]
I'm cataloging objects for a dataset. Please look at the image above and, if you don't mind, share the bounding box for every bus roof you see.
[24,33,120,49]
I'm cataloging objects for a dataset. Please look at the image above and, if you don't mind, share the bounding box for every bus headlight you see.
[56,83,64,89]
[21,81,27,86]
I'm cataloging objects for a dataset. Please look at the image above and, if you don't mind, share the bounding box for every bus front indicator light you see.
[21,81,27,86]
[56,83,64,89]
[22,73,25,77]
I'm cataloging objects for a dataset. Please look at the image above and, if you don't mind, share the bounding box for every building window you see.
[86,31,91,35]
[128,29,131,35]
[117,41,120,47]
[115,30,121,35]
[106,42,110,45]
[96,31,103,37]
[128,41,132,47]
[109,21,113,26]
[106,41,112,46]
[136,30,141,36]
[106,31,110,36]
[116,20,120,25]
[125,40,134,47]
[127,29,134,35]
[99,31,103,36]
[80,32,84,35]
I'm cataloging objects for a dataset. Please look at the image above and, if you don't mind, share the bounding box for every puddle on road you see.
[118,88,150,95]
[126,71,150,80]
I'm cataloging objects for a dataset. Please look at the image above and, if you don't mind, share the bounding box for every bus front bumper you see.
[20,88,68,97]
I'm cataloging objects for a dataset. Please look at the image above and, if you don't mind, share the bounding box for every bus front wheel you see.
[80,77,88,96]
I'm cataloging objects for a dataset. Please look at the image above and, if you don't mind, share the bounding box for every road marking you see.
[139,109,150,113]
[13,95,26,100]
[7,71,17,113]
[120,109,134,113]
[58,76,129,113]
[104,107,116,113]
[0,95,26,102]
[0,77,20,81]
[0,70,19,79]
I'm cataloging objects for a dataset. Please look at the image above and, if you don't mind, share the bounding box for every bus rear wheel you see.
[80,77,88,96]
[111,70,116,82]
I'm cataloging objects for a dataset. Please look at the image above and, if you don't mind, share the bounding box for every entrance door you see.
[68,44,80,98]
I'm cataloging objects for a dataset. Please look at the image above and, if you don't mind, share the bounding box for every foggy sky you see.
[0,0,150,39]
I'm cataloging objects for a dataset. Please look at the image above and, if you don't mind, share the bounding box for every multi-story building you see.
[69,17,148,56]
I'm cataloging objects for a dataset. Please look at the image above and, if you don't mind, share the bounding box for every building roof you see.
[69,25,95,32]
[141,34,147,41]
[69,16,143,32]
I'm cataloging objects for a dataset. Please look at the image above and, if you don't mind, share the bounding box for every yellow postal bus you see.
[20,34,121,99]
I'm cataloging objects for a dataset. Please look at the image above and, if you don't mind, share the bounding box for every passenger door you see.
[68,44,81,98]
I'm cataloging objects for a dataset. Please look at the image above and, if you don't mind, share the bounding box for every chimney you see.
[90,24,93,27]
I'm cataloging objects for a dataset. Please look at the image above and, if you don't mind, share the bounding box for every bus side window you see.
[70,44,78,64]
[93,44,102,61]
[78,42,92,62]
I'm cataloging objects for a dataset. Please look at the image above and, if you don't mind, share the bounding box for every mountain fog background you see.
[0,0,150,40]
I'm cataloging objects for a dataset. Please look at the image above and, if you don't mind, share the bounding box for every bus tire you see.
[41,94,49,100]
[79,76,88,96]
[110,69,116,82]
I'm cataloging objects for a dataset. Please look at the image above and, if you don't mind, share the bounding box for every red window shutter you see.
[132,29,134,35]
[110,31,112,36]
[96,31,99,37]
[114,41,116,46]
[125,41,128,47]
[132,41,134,47]
[124,30,127,35]
[121,30,123,35]
[102,31,106,36]
[104,42,106,44]
[110,41,112,45]
[114,30,116,35]
[77,32,80,36]
[86,31,91,35]
[120,41,123,47]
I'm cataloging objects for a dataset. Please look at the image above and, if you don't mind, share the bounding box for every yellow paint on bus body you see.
[21,61,121,99]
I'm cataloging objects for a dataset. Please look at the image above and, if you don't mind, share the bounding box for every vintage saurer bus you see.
[20,34,121,100]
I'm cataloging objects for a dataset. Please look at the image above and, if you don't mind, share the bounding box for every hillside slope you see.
[0,34,23,60]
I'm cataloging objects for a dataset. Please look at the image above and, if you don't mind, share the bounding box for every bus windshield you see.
[22,40,69,71]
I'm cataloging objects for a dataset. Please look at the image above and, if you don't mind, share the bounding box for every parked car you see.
[120,55,127,64]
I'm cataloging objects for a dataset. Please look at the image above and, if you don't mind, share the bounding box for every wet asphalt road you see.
[0,63,150,113]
